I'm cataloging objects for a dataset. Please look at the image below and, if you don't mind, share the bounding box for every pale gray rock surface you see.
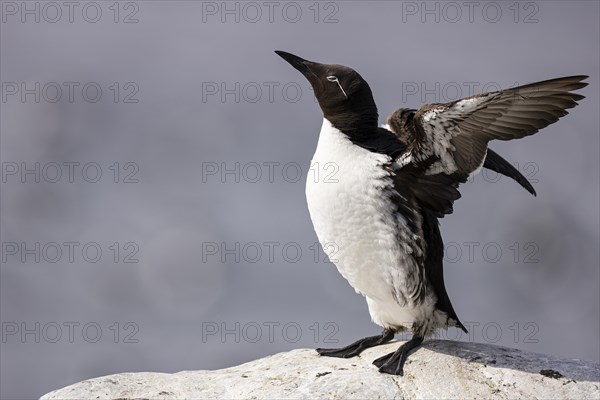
[41,340,600,399]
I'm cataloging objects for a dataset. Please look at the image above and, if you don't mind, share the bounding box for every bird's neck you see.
[322,108,406,158]
[323,104,379,138]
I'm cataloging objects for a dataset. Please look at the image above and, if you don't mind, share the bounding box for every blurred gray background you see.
[1,1,598,398]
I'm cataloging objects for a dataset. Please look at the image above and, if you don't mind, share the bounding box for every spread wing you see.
[391,75,588,182]
[384,76,587,320]
[387,109,539,196]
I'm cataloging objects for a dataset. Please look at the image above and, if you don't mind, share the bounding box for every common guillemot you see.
[275,50,587,376]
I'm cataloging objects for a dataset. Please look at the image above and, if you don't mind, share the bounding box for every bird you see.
[275,50,588,376]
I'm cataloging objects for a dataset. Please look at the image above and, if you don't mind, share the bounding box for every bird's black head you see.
[275,50,378,134]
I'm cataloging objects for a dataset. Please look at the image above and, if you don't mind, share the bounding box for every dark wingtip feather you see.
[483,149,537,196]
[513,174,537,196]
[527,184,537,197]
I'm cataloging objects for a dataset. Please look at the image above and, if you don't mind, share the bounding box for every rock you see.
[41,340,600,399]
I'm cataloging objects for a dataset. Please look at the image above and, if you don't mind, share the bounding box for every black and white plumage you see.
[275,50,587,375]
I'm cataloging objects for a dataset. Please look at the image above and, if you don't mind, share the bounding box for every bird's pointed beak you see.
[275,50,311,75]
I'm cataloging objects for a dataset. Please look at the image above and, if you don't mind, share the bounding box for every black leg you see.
[316,329,394,358]
[372,335,424,375]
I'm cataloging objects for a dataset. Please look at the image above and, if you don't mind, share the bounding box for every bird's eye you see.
[326,75,348,99]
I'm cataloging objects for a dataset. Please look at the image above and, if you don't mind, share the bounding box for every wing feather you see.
[410,75,588,178]
[385,76,587,215]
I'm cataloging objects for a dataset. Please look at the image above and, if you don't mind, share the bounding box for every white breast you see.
[305,119,438,330]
